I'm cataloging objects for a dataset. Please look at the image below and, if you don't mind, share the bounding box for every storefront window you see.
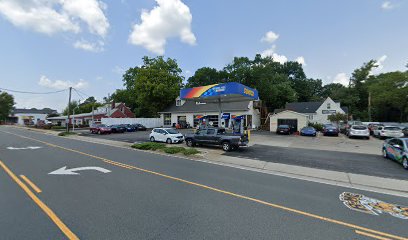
[163,113,171,126]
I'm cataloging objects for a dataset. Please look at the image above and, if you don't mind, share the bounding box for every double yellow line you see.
[1,129,407,240]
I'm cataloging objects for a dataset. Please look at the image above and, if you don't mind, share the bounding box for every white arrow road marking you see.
[48,166,111,175]
[7,146,42,150]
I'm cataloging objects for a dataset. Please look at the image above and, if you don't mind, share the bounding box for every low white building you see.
[269,110,309,132]
[285,97,348,124]
[10,108,57,125]
[159,97,261,129]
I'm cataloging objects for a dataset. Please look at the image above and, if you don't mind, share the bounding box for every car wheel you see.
[222,142,231,152]
[186,139,195,147]
[97,130,101,135]
[382,149,388,158]
[403,158,408,170]
[166,138,172,144]
[150,136,155,142]
[366,137,370,140]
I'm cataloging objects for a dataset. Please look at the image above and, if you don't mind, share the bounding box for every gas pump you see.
[231,115,244,134]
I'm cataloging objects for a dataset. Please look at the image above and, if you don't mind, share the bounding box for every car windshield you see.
[279,125,289,128]
[384,127,401,131]
[99,124,107,127]
[352,126,367,130]
[165,129,179,134]
[303,127,314,130]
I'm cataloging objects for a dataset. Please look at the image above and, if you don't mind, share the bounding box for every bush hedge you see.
[131,143,200,155]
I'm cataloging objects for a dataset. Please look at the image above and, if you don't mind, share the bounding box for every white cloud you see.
[295,56,306,66]
[260,45,288,64]
[332,73,349,86]
[38,75,89,90]
[381,1,394,10]
[128,0,196,55]
[261,31,279,44]
[0,0,109,51]
[73,40,104,52]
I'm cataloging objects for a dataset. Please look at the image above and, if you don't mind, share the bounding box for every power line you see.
[0,87,67,95]
[72,88,85,101]
[73,88,91,98]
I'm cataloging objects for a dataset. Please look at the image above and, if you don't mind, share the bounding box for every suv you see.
[375,126,404,139]
[184,127,248,151]
[347,125,370,139]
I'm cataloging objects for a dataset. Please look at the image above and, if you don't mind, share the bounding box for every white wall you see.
[101,118,161,128]
[14,113,48,125]
[313,97,345,124]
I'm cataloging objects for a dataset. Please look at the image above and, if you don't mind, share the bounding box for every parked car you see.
[150,128,184,144]
[300,127,317,136]
[369,124,384,135]
[276,125,291,135]
[132,123,147,131]
[403,127,408,137]
[382,138,408,169]
[375,126,404,139]
[347,125,370,139]
[184,127,248,151]
[323,125,339,136]
[123,124,136,132]
[109,125,126,133]
[90,124,112,134]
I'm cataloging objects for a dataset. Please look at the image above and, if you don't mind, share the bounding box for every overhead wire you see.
[0,87,68,95]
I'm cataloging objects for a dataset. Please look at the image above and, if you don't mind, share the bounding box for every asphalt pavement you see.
[1,126,408,240]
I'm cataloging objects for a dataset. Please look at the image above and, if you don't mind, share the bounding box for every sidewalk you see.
[10,126,408,197]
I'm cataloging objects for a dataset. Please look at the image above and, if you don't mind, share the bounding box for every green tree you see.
[122,56,184,117]
[63,101,79,115]
[186,67,227,88]
[327,112,348,125]
[0,91,15,120]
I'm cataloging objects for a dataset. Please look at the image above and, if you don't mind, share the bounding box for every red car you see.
[90,124,112,134]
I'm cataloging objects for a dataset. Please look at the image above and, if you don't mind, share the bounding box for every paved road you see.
[1,126,408,240]
[225,144,408,180]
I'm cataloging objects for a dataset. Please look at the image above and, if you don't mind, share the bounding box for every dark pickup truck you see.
[184,127,248,151]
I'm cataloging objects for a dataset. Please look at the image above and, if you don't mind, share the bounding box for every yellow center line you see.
[20,175,42,193]
[0,161,78,240]
[356,230,393,240]
[1,129,407,240]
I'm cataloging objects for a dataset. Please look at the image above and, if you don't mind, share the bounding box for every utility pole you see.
[91,105,94,125]
[368,91,372,122]
[66,87,72,133]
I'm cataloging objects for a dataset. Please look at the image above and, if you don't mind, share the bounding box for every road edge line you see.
[20,175,42,193]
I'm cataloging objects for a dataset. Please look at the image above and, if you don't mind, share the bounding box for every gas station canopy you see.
[180,82,259,103]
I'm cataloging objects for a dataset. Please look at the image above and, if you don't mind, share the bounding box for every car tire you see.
[365,137,370,140]
[186,139,195,147]
[222,142,231,152]
[402,157,408,170]
[166,138,172,144]
[97,130,101,135]
[382,148,388,159]
[150,136,155,142]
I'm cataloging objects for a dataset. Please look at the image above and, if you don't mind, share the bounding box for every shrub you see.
[183,148,200,155]
[308,122,324,131]
[51,126,66,130]
[132,142,166,151]
[163,147,186,154]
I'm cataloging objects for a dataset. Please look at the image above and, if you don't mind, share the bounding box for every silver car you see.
[376,126,404,139]
[347,125,370,139]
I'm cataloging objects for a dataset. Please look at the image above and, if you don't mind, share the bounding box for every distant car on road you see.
[300,127,317,136]
[347,125,370,139]
[150,128,184,144]
[90,124,112,134]
[276,125,291,135]
[323,125,339,136]
[382,138,408,169]
[132,124,147,131]
[184,127,248,151]
[109,125,126,133]
[375,126,404,139]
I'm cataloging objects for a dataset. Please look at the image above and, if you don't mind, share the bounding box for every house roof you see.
[12,108,57,115]
[272,110,309,117]
[160,100,251,113]
[285,101,323,113]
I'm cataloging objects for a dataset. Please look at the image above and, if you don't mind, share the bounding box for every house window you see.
[327,103,331,109]
[163,113,171,126]
[176,99,182,106]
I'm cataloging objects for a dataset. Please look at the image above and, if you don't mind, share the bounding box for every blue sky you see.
[0,0,406,111]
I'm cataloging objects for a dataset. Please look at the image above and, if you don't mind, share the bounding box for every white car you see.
[149,128,184,144]
[376,126,404,139]
[347,125,370,139]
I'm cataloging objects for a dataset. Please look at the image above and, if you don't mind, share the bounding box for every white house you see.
[10,108,57,125]
[284,97,348,124]
[269,110,309,132]
[158,97,261,129]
